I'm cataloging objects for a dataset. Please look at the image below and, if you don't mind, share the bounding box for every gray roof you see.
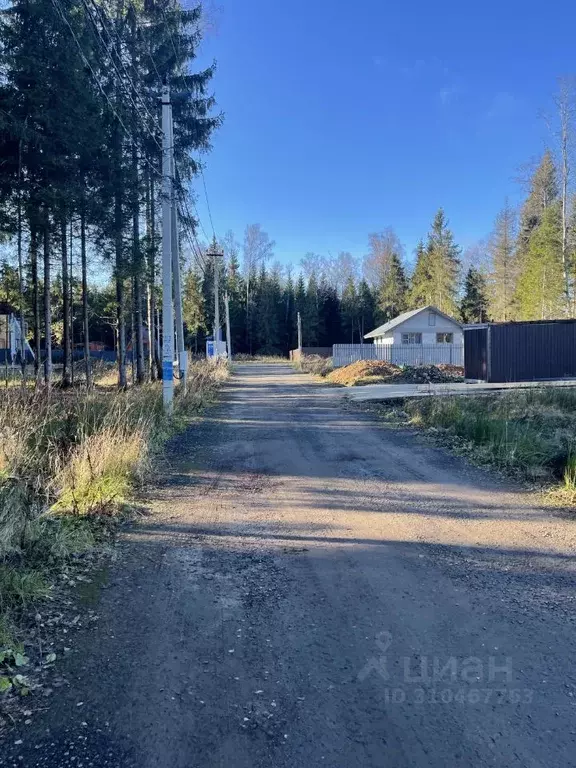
[364,305,462,339]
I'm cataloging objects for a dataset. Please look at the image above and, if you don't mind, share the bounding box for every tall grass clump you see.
[0,359,228,615]
[297,355,333,377]
[404,388,576,482]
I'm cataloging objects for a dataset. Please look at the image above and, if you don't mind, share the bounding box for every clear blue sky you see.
[193,0,575,267]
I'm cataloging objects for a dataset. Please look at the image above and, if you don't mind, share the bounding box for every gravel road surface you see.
[3,363,576,768]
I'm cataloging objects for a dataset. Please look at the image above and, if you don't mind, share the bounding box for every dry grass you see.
[0,359,228,618]
[297,355,333,377]
[366,387,576,498]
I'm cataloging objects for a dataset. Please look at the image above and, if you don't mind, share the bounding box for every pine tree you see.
[182,269,205,349]
[488,202,518,321]
[341,277,358,343]
[514,204,565,319]
[408,240,432,307]
[377,253,407,321]
[318,281,340,346]
[356,279,375,340]
[517,150,559,260]
[460,267,488,323]
[224,249,247,355]
[425,209,461,315]
[282,269,296,354]
[302,274,319,345]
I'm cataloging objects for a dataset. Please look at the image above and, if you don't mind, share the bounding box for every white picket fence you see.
[332,344,464,368]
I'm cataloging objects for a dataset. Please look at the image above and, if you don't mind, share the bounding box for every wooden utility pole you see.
[208,241,224,356]
[169,115,187,392]
[214,249,220,348]
[224,292,231,360]
[161,82,174,411]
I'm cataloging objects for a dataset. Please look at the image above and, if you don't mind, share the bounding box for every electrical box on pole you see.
[161,84,174,411]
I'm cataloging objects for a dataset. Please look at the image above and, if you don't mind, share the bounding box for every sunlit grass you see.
[401,389,576,487]
[0,360,229,627]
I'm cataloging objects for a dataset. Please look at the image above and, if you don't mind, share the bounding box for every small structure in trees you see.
[0,302,34,364]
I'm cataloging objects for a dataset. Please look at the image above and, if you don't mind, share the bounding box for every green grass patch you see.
[367,388,576,494]
[0,359,229,635]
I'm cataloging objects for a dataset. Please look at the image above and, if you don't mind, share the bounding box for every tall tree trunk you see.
[115,210,127,390]
[557,80,572,311]
[130,276,136,384]
[145,168,153,379]
[133,187,145,383]
[113,116,127,388]
[80,189,91,388]
[128,9,145,384]
[61,215,71,387]
[69,219,74,386]
[30,223,41,380]
[17,145,26,380]
[43,219,52,387]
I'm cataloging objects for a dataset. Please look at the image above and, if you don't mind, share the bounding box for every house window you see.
[402,332,422,344]
[436,332,453,344]
[428,312,436,326]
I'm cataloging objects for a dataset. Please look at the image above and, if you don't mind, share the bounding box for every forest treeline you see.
[178,141,576,356]
[0,0,219,386]
[0,0,575,369]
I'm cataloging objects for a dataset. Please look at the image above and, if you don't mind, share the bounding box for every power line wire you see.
[200,164,216,239]
[49,0,163,181]
[81,0,162,149]
[157,0,217,244]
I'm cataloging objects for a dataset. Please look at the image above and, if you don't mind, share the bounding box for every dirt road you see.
[4,364,576,767]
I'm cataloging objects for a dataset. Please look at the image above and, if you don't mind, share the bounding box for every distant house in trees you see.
[364,305,463,347]
[0,302,34,363]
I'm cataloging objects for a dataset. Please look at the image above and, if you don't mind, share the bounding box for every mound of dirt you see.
[328,361,465,386]
[327,360,400,386]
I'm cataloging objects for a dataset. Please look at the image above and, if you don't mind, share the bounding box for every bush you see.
[0,360,229,626]
[298,355,333,377]
[403,388,576,482]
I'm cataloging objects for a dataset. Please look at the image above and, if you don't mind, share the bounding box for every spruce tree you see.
[514,204,565,319]
[182,268,205,350]
[488,202,518,321]
[460,267,488,323]
[377,253,407,321]
[356,279,375,339]
[341,277,358,343]
[517,150,559,260]
[302,274,319,345]
[425,209,461,315]
[408,240,432,308]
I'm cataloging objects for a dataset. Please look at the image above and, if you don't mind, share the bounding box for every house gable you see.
[365,306,462,342]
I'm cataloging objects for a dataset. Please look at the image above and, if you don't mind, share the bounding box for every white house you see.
[364,305,463,347]
[0,303,34,364]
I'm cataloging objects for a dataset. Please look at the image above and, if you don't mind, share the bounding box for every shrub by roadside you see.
[296,355,333,377]
[0,359,229,698]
